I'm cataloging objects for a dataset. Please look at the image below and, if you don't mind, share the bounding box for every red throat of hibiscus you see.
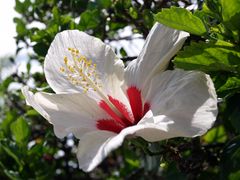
[59,48,150,134]
[96,87,150,133]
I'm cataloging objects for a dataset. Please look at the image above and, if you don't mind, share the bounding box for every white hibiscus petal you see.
[77,121,181,172]
[124,23,189,89]
[77,127,143,172]
[22,86,108,138]
[44,30,124,94]
[142,69,218,137]
[136,110,181,141]
[77,130,117,172]
[22,86,49,120]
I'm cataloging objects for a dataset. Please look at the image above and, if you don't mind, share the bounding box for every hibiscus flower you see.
[22,23,218,172]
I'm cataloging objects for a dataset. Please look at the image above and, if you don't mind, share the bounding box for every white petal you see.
[44,30,124,94]
[142,69,218,137]
[22,86,49,120]
[77,121,179,172]
[77,130,117,172]
[124,23,189,89]
[22,86,108,138]
[103,72,133,116]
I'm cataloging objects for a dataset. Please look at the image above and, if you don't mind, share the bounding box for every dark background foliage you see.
[0,0,240,179]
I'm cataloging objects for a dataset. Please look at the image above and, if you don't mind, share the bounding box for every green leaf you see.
[30,30,47,42]
[26,109,39,117]
[203,125,227,143]
[10,117,30,146]
[229,170,240,180]
[129,7,138,19]
[0,76,14,92]
[15,0,31,14]
[52,6,60,24]
[97,0,111,8]
[174,40,240,73]
[218,77,240,97]
[33,42,49,57]
[205,0,221,17]
[143,9,154,29]
[1,111,16,136]
[220,0,240,31]
[26,62,31,74]
[78,10,100,30]
[154,7,207,36]
[13,18,28,37]
[120,47,127,57]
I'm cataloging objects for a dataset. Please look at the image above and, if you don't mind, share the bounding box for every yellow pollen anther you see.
[59,48,125,118]
[60,48,102,94]
[64,56,68,64]
[59,67,65,72]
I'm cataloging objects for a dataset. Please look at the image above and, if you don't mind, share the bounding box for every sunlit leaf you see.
[10,117,30,146]
[218,77,240,97]
[174,40,240,73]
[1,111,16,136]
[220,0,240,31]
[155,7,207,36]
[78,10,100,30]
[203,126,227,143]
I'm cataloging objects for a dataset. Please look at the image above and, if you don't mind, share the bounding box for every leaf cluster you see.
[155,0,240,179]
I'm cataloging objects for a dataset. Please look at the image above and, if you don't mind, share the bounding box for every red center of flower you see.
[96,87,150,133]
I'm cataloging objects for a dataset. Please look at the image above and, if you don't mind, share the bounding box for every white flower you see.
[22,23,218,172]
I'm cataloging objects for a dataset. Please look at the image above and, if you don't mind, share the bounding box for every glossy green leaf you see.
[26,109,39,117]
[13,18,28,37]
[0,76,14,92]
[97,0,111,8]
[129,7,138,19]
[203,126,227,143]
[218,77,240,97]
[15,0,31,14]
[33,42,49,57]
[143,9,154,29]
[120,47,127,57]
[221,0,240,31]
[78,10,100,30]
[52,6,60,20]
[155,7,207,35]
[10,117,30,146]
[1,111,17,136]
[205,0,221,17]
[174,40,240,73]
